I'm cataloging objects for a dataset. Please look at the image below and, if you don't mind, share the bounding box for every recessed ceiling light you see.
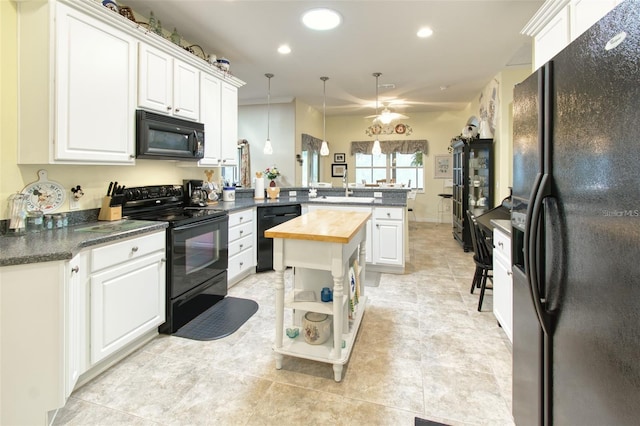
[278,45,291,54]
[417,27,434,38]
[302,8,342,31]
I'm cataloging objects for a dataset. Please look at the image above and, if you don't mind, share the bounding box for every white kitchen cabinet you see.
[492,227,513,342]
[18,0,137,164]
[198,75,239,166]
[372,207,404,267]
[523,0,622,70]
[89,231,166,364]
[65,252,88,399]
[307,204,404,272]
[228,208,256,286]
[220,81,239,164]
[138,43,200,121]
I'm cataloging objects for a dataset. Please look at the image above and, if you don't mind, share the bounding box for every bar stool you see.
[467,210,493,311]
[437,179,453,224]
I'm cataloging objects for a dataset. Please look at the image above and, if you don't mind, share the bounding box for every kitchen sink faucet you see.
[343,170,352,197]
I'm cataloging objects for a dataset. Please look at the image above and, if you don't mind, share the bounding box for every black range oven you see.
[122,185,228,334]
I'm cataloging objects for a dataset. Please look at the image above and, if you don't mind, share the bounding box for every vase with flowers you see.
[264,166,281,187]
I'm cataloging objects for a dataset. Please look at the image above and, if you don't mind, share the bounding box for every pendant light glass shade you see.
[264,73,274,155]
[372,138,382,156]
[371,73,383,156]
[320,76,330,156]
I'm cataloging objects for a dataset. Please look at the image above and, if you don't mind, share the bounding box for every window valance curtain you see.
[350,140,428,155]
[302,133,324,152]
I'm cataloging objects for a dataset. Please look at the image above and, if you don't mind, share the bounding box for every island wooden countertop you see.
[264,210,371,244]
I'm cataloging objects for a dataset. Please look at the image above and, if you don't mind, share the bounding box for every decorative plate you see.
[22,169,66,213]
[371,124,382,135]
[395,123,407,134]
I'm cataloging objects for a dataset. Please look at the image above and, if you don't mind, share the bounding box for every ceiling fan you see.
[365,73,410,125]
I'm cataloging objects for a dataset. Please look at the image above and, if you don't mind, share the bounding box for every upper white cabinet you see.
[523,0,623,70]
[18,0,137,164]
[220,82,239,164]
[17,0,244,166]
[138,44,200,121]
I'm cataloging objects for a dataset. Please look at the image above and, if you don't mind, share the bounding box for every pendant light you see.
[264,73,274,155]
[320,76,330,156]
[371,72,382,156]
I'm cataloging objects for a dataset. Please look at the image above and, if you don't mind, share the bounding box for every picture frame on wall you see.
[334,153,346,163]
[331,163,347,177]
[434,154,452,179]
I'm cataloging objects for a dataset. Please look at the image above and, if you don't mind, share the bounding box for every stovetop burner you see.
[122,185,226,226]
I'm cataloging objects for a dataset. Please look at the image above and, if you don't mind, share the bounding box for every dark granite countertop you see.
[1,188,407,267]
[490,219,512,236]
[0,220,168,267]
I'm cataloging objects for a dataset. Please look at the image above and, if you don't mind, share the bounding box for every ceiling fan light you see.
[379,111,394,125]
[320,140,329,156]
[372,139,382,156]
[302,8,342,31]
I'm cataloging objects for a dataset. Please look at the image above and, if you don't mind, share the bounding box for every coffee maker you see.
[183,180,207,207]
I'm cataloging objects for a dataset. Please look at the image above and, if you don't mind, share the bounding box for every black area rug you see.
[173,297,258,341]
[415,418,449,426]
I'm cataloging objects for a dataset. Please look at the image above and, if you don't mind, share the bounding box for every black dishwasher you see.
[256,204,301,272]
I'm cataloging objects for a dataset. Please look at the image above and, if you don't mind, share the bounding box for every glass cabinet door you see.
[468,145,492,216]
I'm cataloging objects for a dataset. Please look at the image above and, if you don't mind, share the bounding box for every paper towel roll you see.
[254,177,265,199]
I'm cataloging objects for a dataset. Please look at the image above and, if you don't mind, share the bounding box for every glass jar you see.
[26,211,44,233]
[54,214,63,229]
[44,214,53,230]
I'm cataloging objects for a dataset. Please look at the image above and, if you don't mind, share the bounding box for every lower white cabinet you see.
[228,208,256,286]
[65,252,88,398]
[89,231,166,364]
[307,204,404,272]
[493,227,513,342]
[372,207,404,266]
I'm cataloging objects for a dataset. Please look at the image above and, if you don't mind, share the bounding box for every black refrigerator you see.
[511,1,640,425]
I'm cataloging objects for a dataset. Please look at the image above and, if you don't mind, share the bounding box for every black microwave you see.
[136,110,205,161]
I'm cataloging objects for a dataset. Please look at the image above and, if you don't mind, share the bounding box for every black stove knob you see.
[131,188,142,200]
[124,189,135,201]
[141,189,150,199]
[159,186,167,197]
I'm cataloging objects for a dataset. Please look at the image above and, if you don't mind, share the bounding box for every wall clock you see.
[22,169,66,213]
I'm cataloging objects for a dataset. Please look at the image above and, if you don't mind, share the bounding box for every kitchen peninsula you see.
[265,210,370,381]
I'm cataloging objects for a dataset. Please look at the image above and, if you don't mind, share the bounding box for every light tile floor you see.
[54,222,513,426]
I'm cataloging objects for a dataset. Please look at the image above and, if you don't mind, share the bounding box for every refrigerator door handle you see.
[528,172,553,335]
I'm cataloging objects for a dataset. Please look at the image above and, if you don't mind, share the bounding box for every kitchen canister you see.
[222,187,235,202]
[302,312,331,345]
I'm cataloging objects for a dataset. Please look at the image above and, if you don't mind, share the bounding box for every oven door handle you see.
[173,216,226,231]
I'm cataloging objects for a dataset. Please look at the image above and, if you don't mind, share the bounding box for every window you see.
[355,152,423,189]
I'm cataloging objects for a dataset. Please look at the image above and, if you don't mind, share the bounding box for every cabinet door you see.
[90,252,165,364]
[173,60,200,120]
[55,3,136,163]
[220,81,239,165]
[493,253,513,342]
[65,252,87,398]
[138,43,173,114]
[200,73,222,165]
[534,6,570,70]
[373,219,403,265]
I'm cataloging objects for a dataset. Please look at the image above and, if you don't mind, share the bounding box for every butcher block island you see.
[265,210,370,381]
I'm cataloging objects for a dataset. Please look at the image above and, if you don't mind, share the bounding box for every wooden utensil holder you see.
[98,196,122,221]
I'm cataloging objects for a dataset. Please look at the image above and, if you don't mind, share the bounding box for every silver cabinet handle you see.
[175,108,180,112]
[239,262,244,267]
[387,212,391,217]
[71,266,79,274]
[161,258,166,263]
[239,230,244,235]
[498,241,504,248]
[239,244,243,249]
[166,105,172,111]
[131,246,139,253]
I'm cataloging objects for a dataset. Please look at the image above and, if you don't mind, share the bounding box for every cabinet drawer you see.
[229,209,253,227]
[229,221,253,242]
[228,248,255,280]
[374,207,403,220]
[90,231,165,272]
[493,228,511,260]
[229,233,253,257]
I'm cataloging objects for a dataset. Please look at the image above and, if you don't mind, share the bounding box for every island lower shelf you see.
[274,295,367,365]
